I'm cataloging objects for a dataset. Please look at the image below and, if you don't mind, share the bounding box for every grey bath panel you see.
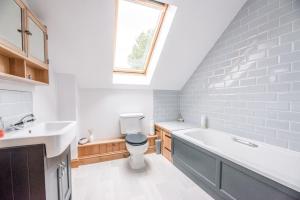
[173,138,217,186]
[172,135,300,200]
[221,163,295,200]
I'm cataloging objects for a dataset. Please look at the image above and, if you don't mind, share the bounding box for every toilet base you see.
[126,141,149,170]
[129,154,146,169]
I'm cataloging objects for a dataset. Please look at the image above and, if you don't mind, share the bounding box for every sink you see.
[0,121,77,158]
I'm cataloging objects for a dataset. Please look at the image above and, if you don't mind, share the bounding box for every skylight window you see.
[114,0,168,74]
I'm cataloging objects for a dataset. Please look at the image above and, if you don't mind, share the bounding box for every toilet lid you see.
[125,133,147,146]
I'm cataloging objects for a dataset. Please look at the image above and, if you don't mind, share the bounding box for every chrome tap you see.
[7,114,36,131]
[14,114,36,126]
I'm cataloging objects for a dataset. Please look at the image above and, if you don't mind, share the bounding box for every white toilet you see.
[120,113,149,169]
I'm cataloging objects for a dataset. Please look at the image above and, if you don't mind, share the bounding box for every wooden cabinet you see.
[0,0,49,85]
[26,10,48,65]
[163,131,172,151]
[155,125,173,162]
[0,144,72,200]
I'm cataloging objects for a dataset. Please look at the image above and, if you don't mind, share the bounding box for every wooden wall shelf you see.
[73,135,157,167]
[0,46,49,85]
[0,0,49,85]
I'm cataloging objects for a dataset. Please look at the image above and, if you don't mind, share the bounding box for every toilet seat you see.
[125,133,147,146]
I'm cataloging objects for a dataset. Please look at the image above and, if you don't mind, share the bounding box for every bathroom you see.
[0,0,300,199]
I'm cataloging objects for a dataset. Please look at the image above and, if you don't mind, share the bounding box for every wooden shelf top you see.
[0,42,48,71]
[0,72,48,86]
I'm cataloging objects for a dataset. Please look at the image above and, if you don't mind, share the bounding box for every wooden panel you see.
[27,145,46,200]
[0,54,10,73]
[120,142,126,151]
[10,58,25,77]
[71,159,80,168]
[11,148,30,200]
[75,135,157,167]
[87,145,100,155]
[0,145,46,200]
[25,64,49,84]
[100,144,107,154]
[160,129,172,162]
[107,143,113,153]
[163,131,171,138]
[156,130,162,139]
[0,150,13,200]
[112,142,120,151]
[0,55,25,78]
[163,148,172,162]
[163,133,172,151]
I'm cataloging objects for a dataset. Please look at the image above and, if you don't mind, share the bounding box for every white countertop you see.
[0,121,76,158]
[155,121,198,132]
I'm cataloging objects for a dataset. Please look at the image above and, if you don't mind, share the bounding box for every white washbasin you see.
[0,121,77,158]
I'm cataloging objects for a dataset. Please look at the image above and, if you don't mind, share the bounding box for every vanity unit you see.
[0,121,76,200]
[154,121,196,162]
[0,0,49,85]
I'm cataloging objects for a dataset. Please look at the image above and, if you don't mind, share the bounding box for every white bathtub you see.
[172,128,300,193]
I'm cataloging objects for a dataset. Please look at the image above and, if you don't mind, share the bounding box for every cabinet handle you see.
[58,163,66,179]
[25,30,32,36]
[17,29,23,33]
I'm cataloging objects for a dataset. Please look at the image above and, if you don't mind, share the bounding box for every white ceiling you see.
[27,0,246,90]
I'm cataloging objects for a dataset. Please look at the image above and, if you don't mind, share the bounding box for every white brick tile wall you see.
[294,19,300,30]
[153,90,180,122]
[293,61,300,70]
[0,90,33,129]
[180,0,300,152]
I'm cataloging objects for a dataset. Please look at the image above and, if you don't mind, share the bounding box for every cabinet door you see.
[0,145,46,200]
[58,148,72,200]
[26,11,48,64]
[0,0,25,53]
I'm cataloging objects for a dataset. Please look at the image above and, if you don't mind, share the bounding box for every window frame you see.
[113,0,168,74]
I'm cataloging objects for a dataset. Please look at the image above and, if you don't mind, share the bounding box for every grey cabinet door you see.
[58,148,72,200]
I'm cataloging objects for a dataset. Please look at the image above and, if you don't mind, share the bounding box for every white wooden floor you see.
[72,154,214,200]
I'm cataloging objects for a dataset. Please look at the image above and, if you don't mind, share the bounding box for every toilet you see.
[120,113,149,169]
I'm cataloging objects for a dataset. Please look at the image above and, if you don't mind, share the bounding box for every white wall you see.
[56,73,78,121]
[79,89,153,140]
[56,73,80,159]
[33,69,58,122]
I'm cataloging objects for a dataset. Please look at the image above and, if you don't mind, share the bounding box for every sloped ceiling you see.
[27,0,246,90]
